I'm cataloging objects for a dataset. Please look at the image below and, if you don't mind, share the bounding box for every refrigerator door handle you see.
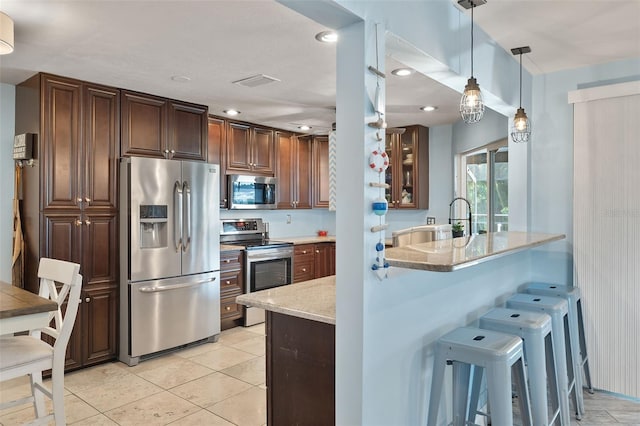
[174,181,183,252]
[183,181,191,252]
[138,277,217,293]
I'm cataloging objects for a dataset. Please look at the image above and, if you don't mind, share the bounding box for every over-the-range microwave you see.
[228,174,277,210]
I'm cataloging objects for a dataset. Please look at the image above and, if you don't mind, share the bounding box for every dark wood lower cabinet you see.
[266,311,335,425]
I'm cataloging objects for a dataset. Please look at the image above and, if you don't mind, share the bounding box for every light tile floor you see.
[1,323,639,425]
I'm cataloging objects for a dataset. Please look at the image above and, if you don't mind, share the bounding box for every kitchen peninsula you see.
[236,231,564,423]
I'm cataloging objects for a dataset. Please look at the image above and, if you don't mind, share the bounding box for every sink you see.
[392,224,452,247]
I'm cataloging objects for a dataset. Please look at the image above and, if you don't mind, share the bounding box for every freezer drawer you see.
[128,271,220,358]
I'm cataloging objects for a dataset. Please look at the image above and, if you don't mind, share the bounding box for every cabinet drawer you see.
[221,250,243,271]
[294,258,315,283]
[294,244,315,257]
[221,294,243,320]
[221,270,243,295]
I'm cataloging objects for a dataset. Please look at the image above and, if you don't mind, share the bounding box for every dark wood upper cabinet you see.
[226,122,252,171]
[252,126,275,174]
[385,125,429,209]
[121,91,207,161]
[168,101,207,161]
[226,121,275,175]
[208,116,228,208]
[84,84,120,210]
[121,91,167,158]
[312,135,330,208]
[276,132,312,209]
[42,76,82,211]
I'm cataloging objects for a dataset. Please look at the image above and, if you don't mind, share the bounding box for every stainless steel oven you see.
[244,244,293,325]
[220,218,293,326]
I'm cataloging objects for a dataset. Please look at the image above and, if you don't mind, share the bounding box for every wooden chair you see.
[0,258,82,426]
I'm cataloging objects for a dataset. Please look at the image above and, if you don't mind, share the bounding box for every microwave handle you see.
[174,181,183,252]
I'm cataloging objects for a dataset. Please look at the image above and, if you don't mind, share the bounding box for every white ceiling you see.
[0,1,638,133]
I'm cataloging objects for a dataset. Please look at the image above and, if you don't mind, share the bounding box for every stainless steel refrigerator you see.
[119,157,220,366]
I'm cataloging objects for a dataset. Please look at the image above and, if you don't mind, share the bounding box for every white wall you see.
[0,83,15,283]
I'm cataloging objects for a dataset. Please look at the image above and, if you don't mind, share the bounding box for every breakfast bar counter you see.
[385,231,565,272]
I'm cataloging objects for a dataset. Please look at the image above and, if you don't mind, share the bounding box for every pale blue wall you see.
[529,57,640,285]
[294,0,640,423]
[452,107,507,155]
[0,83,15,283]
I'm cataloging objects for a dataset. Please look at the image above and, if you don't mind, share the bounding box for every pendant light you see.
[0,12,14,55]
[459,0,486,124]
[510,46,532,143]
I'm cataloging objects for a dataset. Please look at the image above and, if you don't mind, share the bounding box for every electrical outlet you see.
[286,214,292,224]
[426,216,436,225]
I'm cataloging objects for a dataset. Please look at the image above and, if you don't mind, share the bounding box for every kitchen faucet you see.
[448,197,473,235]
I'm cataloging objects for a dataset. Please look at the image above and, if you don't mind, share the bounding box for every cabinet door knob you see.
[85,297,90,303]
[164,149,170,153]
[315,250,320,254]
[85,197,91,203]
[85,219,91,226]
[225,306,232,311]
[224,259,231,263]
[302,268,307,272]
[226,280,231,285]
[76,219,82,226]
[302,250,307,254]
[77,197,83,204]
[170,149,175,154]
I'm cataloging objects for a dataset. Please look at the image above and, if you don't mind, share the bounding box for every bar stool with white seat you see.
[506,293,582,424]
[427,326,533,426]
[524,281,594,401]
[472,308,561,426]
[0,258,82,426]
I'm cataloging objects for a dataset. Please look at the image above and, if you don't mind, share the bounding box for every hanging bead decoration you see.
[367,23,391,281]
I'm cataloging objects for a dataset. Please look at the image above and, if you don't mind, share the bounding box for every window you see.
[457,139,508,234]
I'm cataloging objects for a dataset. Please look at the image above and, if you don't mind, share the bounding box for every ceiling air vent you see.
[232,74,281,88]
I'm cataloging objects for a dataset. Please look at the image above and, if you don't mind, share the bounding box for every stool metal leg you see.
[486,363,514,426]
[563,315,583,419]
[467,366,485,424]
[427,349,447,426]
[512,357,533,426]
[544,333,562,425]
[577,301,594,393]
[522,332,551,426]
[452,361,471,426]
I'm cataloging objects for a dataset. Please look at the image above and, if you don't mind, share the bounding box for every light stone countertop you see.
[278,236,336,245]
[385,231,565,272]
[220,244,245,252]
[236,275,335,324]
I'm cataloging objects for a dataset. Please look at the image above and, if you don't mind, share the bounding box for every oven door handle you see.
[246,252,293,262]
[138,277,216,293]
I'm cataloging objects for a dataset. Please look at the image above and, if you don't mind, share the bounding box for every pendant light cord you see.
[470,3,474,78]
[519,53,523,108]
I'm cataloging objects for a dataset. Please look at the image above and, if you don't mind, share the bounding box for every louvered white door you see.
[572,83,640,398]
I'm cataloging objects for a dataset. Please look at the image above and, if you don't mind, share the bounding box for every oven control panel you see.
[221,218,264,236]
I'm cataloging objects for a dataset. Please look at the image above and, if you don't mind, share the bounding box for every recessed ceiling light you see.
[298,125,311,131]
[391,68,413,77]
[223,109,240,116]
[171,75,191,82]
[315,31,338,43]
[421,106,438,112]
